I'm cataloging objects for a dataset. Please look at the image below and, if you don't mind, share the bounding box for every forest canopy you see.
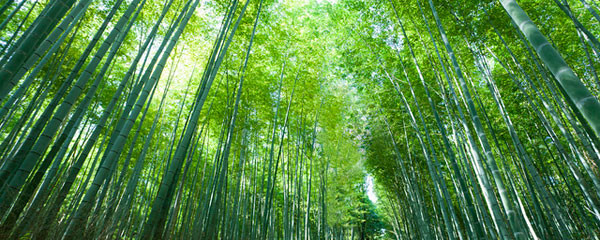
[0,0,599,239]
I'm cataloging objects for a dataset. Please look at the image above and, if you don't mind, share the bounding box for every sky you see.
[366,174,378,203]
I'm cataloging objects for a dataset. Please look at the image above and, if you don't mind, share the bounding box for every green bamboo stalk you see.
[500,0,600,138]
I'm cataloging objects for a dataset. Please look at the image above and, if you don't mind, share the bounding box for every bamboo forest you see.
[3,0,600,239]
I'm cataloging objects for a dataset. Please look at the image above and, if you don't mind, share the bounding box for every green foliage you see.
[0,0,600,239]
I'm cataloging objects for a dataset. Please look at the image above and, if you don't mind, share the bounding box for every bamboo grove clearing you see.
[1,0,600,239]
